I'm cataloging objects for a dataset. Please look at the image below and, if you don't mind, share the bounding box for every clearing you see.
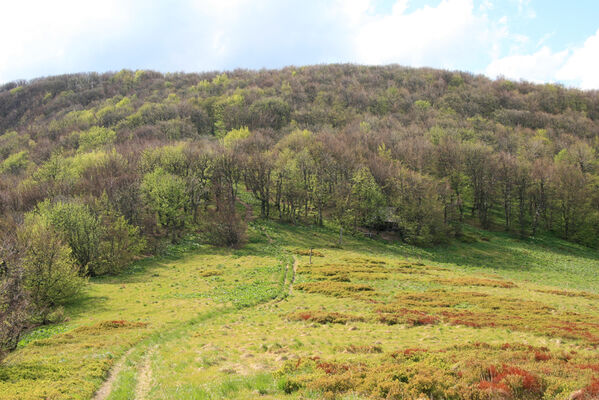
[1,220,599,399]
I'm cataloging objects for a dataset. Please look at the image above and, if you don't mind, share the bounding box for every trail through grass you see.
[1,220,599,399]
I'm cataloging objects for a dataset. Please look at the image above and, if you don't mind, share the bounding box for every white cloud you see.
[352,0,502,69]
[485,46,570,83]
[557,28,599,90]
[516,0,536,18]
[0,0,596,90]
[484,28,599,89]
[0,0,133,81]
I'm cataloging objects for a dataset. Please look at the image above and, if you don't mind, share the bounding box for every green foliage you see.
[0,150,28,174]
[94,195,145,275]
[0,131,29,160]
[139,144,187,175]
[249,97,290,130]
[28,199,142,276]
[2,64,599,262]
[77,126,116,152]
[221,126,251,149]
[414,99,432,111]
[141,168,190,240]
[213,92,245,137]
[345,167,385,228]
[32,151,111,190]
[33,200,101,275]
[18,215,85,319]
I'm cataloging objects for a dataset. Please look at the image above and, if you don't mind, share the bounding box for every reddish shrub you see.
[316,362,350,375]
[402,348,428,357]
[534,352,551,361]
[572,378,599,399]
[577,364,599,372]
[481,365,543,397]
[413,315,439,325]
[299,312,312,320]
[585,378,599,396]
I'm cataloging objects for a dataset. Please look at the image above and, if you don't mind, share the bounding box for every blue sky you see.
[1,0,598,89]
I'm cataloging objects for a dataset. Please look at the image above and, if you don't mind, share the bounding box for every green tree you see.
[94,195,145,275]
[141,168,190,241]
[18,216,85,322]
[34,201,101,276]
[346,167,385,229]
[0,150,29,174]
[77,126,116,152]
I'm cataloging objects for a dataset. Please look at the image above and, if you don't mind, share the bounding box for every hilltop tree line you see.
[1,65,599,358]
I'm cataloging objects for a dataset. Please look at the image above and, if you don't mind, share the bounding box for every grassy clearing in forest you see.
[1,219,599,399]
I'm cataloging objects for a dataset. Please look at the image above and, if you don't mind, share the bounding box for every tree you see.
[249,97,290,130]
[204,203,247,248]
[464,143,496,228]
[0,227,29,361]
[0,268,28,360]
[346,167,385,229]
[243,149,273,218]
[390,167,452,245]
[514,158,530,237]
[141,168,190,242]
[529,158,552,235]
[496,151,517,230]
[183,145,213,222]
[551,161,587,240]
[77,126,116,152]
[94,195,145,275]
[33,200,101,276]
[18,216,85,322]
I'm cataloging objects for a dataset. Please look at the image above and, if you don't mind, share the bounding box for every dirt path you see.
[92,348,134,400]
[289,256,298,294]
[134,346,156,400]
[95,252,292,399]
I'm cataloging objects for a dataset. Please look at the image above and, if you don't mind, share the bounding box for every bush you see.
[93,196,145,275]
[77,126,116,152]
[18,216,85,322]
[204,206,247,248]
[141,168,190,242]
[33,200,101,275]
[30,199,144,276]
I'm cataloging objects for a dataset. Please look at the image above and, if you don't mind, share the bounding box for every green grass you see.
[1,219,598,399]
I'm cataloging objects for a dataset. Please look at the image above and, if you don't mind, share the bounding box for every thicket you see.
[1,64,599,358]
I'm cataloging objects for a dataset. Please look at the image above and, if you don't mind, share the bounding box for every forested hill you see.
[1,64,599,258]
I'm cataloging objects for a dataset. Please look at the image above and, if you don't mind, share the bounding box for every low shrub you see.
[286,310,365,324]
[294,281,374,297]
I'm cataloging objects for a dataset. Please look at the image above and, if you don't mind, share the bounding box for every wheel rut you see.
[92,348,134,400]
[134,346,156,400]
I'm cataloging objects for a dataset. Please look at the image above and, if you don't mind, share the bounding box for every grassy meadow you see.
[1,215,599,399]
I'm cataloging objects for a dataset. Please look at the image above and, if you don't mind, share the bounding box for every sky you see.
[1,0,598,89]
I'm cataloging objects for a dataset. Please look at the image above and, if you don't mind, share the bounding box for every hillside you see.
[1,65,599,399]
[1,65,599,249]
[2,217,599,399]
